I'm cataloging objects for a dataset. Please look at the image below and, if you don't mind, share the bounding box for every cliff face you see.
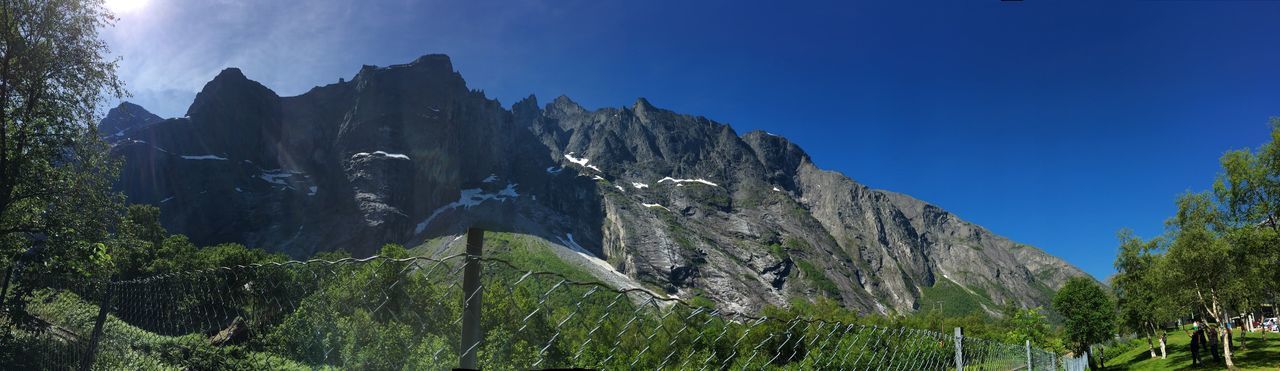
[104,54,1087,315]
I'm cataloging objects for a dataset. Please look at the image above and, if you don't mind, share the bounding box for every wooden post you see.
[954,327,963,370]
[79,281,113,371]
[459,228,484,370]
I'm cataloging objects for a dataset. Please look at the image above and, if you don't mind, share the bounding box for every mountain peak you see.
[513,94,540,122]
[409,54,454,70]
[633,97,655,111]
[186,67,279,118]
[213,67,248,82]
[99,101,162,135]
[547,95,585,117]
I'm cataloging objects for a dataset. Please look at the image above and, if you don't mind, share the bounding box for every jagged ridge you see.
[102,54,1088,315]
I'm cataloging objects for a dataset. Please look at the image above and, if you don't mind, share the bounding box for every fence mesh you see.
[2,250,1064,370]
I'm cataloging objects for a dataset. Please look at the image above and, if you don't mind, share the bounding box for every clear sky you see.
[102,0,1280,280]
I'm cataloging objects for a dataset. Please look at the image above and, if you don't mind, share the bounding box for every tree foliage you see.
[1103,118,1280,367]
[1052,276,1114,356]
[0,0,126,279]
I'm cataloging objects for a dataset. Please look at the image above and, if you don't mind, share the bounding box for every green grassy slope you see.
[1109,327,1280,370]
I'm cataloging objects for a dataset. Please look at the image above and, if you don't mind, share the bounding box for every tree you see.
[1052,276,1114,367]
[1165,191,1241,367]
[1002,306,1063,353]
[1112,229,1173,359]
[0,0,125,278]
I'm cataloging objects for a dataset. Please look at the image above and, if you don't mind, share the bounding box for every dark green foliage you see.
[783,236,808,251]
[6,231,1075,369]
[768,242,786,259]
[795,259,840,299]
[919,276,996,318]
[1052,276,1115,355]
[1,0,127,284]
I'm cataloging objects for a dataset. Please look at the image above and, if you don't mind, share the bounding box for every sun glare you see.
[105,0,149,14]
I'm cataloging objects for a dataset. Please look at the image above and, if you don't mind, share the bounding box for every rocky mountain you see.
[103,54,1088,315]
[99,101,162,136]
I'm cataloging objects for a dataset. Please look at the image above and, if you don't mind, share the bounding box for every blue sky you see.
[103,0,1280,280]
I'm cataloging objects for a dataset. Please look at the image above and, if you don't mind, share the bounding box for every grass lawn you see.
[1109,327,1280,370]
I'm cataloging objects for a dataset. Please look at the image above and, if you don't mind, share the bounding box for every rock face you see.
[104,54,1089,315]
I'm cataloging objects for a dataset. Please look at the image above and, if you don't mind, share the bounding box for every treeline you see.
[9,225,1071,370]
[1110,118,1280,368]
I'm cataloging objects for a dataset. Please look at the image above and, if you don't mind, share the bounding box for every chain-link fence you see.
[2,229,1065,370]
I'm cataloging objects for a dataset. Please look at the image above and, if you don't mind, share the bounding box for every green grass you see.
[481,232,600,283]
[1108,327,1280,370]
[918,276,996,318]
[794,259,840,298]
[18,289,313,370]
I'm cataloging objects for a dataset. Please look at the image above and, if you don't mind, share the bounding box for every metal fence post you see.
[954,327,963,370]
[459,228,485,370]
[79,280,113,371]
[1025,340,1032,371]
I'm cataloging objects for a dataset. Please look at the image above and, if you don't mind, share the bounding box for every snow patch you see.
[159,196,174,203]
[414,183,520,234]
[545,166,563,174]
[351,151,410,160]
[772,187,782,192]
[564,152,589,166]
[235,187,243,192]
[181,155,227,161]
[564,152,602,172]
[482,174,498,183]
[555,234,628,280]
[631,182,649,189]
[657,177,719,187]
[258,169,294,187]
[614,184,625,192]
[641,203,669,211]
[592,175,604,181]
[497,183,519,198]
[308,186,318,196]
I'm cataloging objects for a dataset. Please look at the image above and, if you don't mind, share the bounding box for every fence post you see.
[954,327,963,370]
[1025,340,1032,371]
[79,280,113,371]
[459,228,485,370]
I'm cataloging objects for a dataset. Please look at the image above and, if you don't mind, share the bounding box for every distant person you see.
[1207,326,1221,363]
[1188,322,1203,366]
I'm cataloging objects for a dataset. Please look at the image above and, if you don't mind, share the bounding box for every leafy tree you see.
[1002,306,1062,353]
[0,0,125,276]
[1214,124,1280,341]
[1052,276,1114,366]
[196,242,286,268]
[109,205,167,278]
[1164,191,1245,367]
[1112,229,1174,359]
